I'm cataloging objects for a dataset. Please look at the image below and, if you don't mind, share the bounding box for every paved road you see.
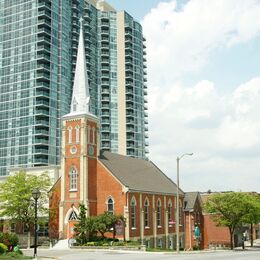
[23,249,260,260]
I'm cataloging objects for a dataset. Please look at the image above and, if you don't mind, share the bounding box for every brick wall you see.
[49,178,61,239]
[203,214,230,249]
[96,161,126,215]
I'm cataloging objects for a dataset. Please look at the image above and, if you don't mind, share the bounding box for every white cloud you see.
[142,0,260,83]
[142,0,260,192]
[148,78,260,192]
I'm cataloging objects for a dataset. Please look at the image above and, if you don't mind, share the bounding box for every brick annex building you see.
[49,21,185,249]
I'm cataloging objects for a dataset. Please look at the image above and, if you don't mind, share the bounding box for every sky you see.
[108,0,260,192]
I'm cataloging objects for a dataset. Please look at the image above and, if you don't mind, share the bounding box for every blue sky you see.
[109,0,260,192]
[107,0,166,21]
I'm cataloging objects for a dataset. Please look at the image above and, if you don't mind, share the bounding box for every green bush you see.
[193,245,199,250]
[113,241,126,246]
[86,241,96,246]
[0,233,19,246]
[126,240,140,246]
[0,243,8,254]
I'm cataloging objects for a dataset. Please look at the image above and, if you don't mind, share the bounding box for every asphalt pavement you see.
[22,239,260,260]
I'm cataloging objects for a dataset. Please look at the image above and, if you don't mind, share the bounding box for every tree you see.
[74,211,125,244]
[241,194,260,247]
[95,212,124,239]
[0,172,51,248]
[74,204,88,244]
[203,192,257,249]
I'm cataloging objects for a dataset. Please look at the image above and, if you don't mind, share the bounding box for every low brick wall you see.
[17,234,49,248]
[71,245,146,251]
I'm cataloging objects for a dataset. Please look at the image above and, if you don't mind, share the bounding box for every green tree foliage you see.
[74,204,88,244]
[74,210,125,245]
[241,194,260,247]
[0,172,51,247]
[203,192,260,249]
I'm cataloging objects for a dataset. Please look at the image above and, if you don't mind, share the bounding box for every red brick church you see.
[48,20,185,249]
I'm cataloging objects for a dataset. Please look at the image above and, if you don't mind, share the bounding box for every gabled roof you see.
[184,192,201,211]
[98,151,184,196]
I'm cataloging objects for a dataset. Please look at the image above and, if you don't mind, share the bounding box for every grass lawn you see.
[0,254,32,259]
[146,248,176,252]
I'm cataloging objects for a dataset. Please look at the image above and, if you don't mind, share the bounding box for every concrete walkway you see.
[235,238,260,251]
[51,239,69,250]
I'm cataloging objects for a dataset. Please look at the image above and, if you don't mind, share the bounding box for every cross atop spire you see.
[70,17,90,114]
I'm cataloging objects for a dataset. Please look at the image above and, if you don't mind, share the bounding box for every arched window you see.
[157,199,161,227]
[92,127,95,144]
[168,199,173,222]
[107,197,114,213]
[179,200,183,226]
[69,167,77,191]
[68,126,72,144]
[131,197,136,228]
[75,125,80,143]
[68,209,78,221]
[87,126,91,144]
[144,198,149,228]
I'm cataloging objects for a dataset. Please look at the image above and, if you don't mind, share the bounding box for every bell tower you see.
[58,18,99,239]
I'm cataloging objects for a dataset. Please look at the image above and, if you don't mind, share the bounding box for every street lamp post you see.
[176,153,193,253]
[32,188,41,259]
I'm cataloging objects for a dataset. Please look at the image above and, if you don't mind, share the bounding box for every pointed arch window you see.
[131,196,137,229]
[179,200,183,226]
[87,126,91,144]
[157,199,162,227]
[168,199,173,222]
[75,125,80,143]
[68,126,72,144]
[69,167,78,191]
[92,127,95,144]
[144,198,149,228]
[107,197,114,213]
[68,210,78,221]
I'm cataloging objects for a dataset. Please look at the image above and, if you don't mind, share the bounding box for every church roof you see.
[98,151,184,196]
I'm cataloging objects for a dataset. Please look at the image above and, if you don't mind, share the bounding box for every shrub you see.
[0,243,8,254]
[0,233,19,246]
[86,242,96,246]
[193,245,199,250]
[113,241,126,246]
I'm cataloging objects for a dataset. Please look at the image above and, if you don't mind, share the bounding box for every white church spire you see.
[70,17,90,114]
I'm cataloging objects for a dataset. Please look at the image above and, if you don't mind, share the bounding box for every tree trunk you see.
[229,227,234,250]
[27,231,31,249]
[251,223,253,247]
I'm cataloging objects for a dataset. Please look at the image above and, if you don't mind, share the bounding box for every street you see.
[22,249,260,260]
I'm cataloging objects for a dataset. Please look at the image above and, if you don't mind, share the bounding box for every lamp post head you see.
[32,188,41,200]
[178,152,193,160]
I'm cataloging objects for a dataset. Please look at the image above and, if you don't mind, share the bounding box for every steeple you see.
[70,17,90,114]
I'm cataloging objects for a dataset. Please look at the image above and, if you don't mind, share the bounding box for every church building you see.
[49,19,185,249]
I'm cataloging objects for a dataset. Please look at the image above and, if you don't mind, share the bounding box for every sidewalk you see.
[235,238,260,251]
[23,239,260,259]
